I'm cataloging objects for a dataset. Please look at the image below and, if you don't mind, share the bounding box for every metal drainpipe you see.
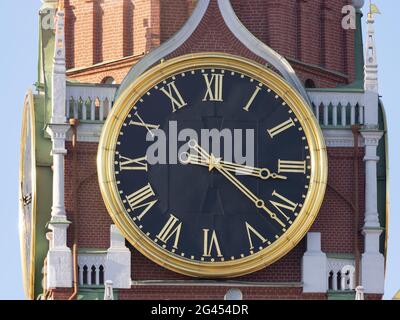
[352,124,361,286]
[68,118,79,300]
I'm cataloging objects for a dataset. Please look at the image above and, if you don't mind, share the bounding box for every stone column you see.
[105,225,131,289]
[360,8,385,294]
[302,233,328,293]
[360,130,384,294]
[45,2,73,289]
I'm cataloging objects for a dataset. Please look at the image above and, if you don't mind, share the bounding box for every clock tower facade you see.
[19,0,388,300]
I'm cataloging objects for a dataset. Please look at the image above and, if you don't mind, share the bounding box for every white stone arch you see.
[116,0,310,105]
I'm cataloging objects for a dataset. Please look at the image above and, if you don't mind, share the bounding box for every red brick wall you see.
[230,0,355,85]
[65,0,356,87]
[50,287,381,300]
[119,286,325,300]
[311,148,365,254]
[65,142,113,249]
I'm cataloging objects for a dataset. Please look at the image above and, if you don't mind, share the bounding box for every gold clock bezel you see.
[97,53,327,278]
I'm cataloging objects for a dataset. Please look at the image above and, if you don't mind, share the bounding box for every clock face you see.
[98,54,327,277]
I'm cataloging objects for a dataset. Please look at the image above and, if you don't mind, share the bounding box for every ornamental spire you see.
[51,0,67,124]
[364,1,381,93]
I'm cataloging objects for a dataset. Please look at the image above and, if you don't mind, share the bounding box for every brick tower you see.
[19,0,388,300]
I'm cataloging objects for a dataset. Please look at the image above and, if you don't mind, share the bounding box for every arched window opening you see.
[337,271,342,290]
[82,265,88,285]
[91,265,97,285]
[102,76,116,85]
[305,79,316,88]
[328,271,333,290]
[99,265,105,285]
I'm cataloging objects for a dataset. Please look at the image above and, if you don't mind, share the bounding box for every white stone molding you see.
[105,225,131,289]
[104,281,114,300]
[302,233,328,293]
[217,0,311,105]
[355,285,365,300]
[66,123,104,143]
[323,129,364,148]
[116,0,211,97]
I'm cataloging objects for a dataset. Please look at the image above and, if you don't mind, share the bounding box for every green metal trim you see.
[32,93,53,300]
[320,125,353,130]
[326,253,355,260]
[78,248,108,254]
[79,120,106,124]
[79,285,105,289]
[286,57,349,79]
[306,87,364,93]
[377,99,389,259]
[340,9,365,90]
[327,291,356,300]
[77,288,119,300]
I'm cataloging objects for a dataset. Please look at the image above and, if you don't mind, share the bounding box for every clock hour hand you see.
[186,140,286,228]
[180,152,287,181]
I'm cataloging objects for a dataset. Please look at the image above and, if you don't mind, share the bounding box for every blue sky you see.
[0,1,398,300]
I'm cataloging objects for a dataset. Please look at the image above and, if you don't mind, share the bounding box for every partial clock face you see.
[99,54,327,277]
[19,92,36,298]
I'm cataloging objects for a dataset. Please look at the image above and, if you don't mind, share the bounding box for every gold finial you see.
[58,0,64,11]
[368,1,381,19]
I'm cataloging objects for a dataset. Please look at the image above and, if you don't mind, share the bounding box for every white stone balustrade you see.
[308,91,365,127]
[327,258,356,291]
[76,226,131,289]
[66,84,117,122]
[65,84,366,129]
[78,253,106,286]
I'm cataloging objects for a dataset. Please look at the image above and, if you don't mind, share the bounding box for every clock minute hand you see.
[218,160,286,180]
[216,165,286,228]
[187,140,286,228]
[180,152,287,180]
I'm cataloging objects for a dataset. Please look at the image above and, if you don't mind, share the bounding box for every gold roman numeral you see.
[156,214,182,249]
[203,73,224,102]
[159,81,187,112]
[278,160,306,174]
[125,184,157,221]
[129,112,160,137]
[118,154,148,172]
[267,118,295,138]
[269,190,298,221]
[245,222,267,250]
[243,86,262,111]
[202,229,223,257]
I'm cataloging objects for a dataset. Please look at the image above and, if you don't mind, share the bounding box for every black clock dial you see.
[114,68,311,263]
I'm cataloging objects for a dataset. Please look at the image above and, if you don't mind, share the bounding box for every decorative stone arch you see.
[116,0,310,105]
